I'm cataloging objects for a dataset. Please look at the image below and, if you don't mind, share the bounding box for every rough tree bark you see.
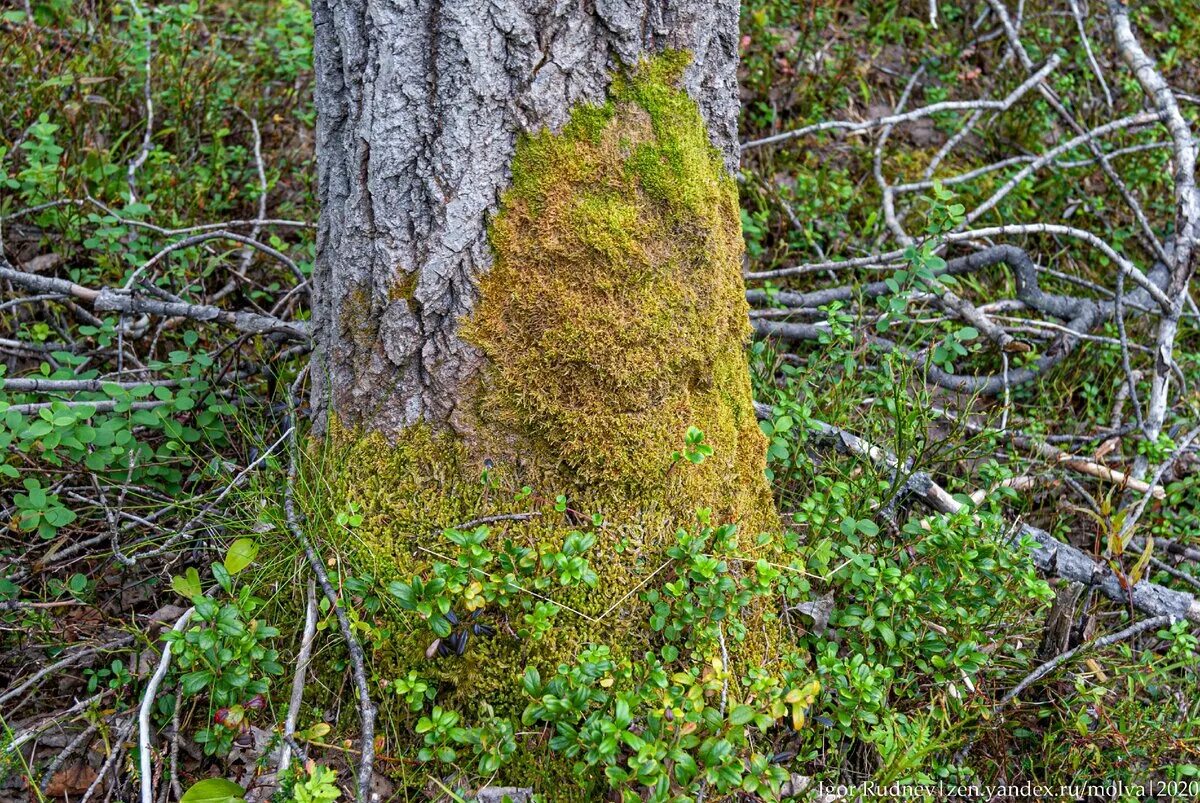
[310,0,741,435]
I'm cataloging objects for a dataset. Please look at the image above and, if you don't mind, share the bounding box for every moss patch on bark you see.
[461,52,772,526]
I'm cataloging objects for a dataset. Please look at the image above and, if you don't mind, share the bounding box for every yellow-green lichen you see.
[338,282,378,352]
[320,52,783,796]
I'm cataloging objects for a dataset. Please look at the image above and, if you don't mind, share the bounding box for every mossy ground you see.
[314,54,786,794]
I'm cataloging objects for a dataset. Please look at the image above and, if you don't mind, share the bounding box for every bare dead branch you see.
[741,55,1061,150]
[278,579,319,774]
[0,257,307,341]
[754,404,1200,623]
[997,613,1174,710]
[138,607,194,803]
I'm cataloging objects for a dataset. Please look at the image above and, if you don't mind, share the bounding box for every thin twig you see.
[234,108,268,275]
[996,614,1173,711]
[1068,0,1114,108]
[38,722,99,793]
[125,0,154,204]
[284,389,376,803]
[742,55,1060,150]
[0,636,134,707]
[279,579,319,774]
[139,607,194,803]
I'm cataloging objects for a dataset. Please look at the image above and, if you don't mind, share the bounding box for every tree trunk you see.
[307,3,780,787]
[310,0,741,435]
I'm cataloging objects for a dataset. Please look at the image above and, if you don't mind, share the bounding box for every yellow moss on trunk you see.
[461,52,773,526]
[322,53,782,794]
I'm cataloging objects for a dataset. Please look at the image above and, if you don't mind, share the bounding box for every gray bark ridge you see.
[310,0,741,436]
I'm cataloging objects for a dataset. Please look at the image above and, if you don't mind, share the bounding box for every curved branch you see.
[751,245,1169,396]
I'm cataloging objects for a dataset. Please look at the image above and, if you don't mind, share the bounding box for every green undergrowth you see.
[6,1,1200,799]
[1,0,315,547]
[275,424,815,799]
[747,303,1200,792]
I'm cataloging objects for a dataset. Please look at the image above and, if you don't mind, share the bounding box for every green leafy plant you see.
[292,763,341,803]
[672,426,714,465]
[180,778,246,803]
[11,478,76,538]
[931,325,979,374]
[165,544,283,755]
[415,706,467,764]
[516,518,822,800]
[83,658,133,693]
[390,670,436,712]
[382,479,822,799]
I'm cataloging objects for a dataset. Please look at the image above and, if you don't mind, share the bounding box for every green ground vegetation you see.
[3,0,1200,800]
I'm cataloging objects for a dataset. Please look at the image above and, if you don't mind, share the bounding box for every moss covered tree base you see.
[316,55,791,796]
[322,427,794,797]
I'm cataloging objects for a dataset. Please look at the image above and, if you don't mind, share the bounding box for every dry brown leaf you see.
[42,764,97,798]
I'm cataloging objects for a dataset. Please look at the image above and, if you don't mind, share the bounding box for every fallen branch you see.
[998,613,1174,710]
[38,722,100,793]
[122,229,305,287]
[114,426,293,565]
[1105,0,1200,480]
[1117,425,1200,538]
[754,403,1200,623]
[956,611,1175,765]
[0,258,308,341]
[1014,435,1162,498]
[0,377,182,393]
[4,691,109,756]
[278,579,319,774]
[747,226,1169,313]
[741,55,1060,150]
[0,635,134,707]
[79,716,136,803]
[932,406,1165,498]
[284,388,376,803]
[753,244,1170,397]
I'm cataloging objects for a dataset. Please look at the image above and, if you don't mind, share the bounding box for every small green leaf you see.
[179,778,246,803]
[171,567,202,600]
[729,705,755,726]
[521,667,541,696]
[223,539,259,575]
[180,670,213,696]
[211,562,232,595]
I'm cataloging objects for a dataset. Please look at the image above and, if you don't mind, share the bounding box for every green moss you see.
[390,270,419,304]
[321,52,782,796]
[463,52,771,523]
[562,101,616,146]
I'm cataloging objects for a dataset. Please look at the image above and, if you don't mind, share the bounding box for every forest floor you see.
[3,0,1200,801]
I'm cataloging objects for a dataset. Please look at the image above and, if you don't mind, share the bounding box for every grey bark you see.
[310,0,741,436]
